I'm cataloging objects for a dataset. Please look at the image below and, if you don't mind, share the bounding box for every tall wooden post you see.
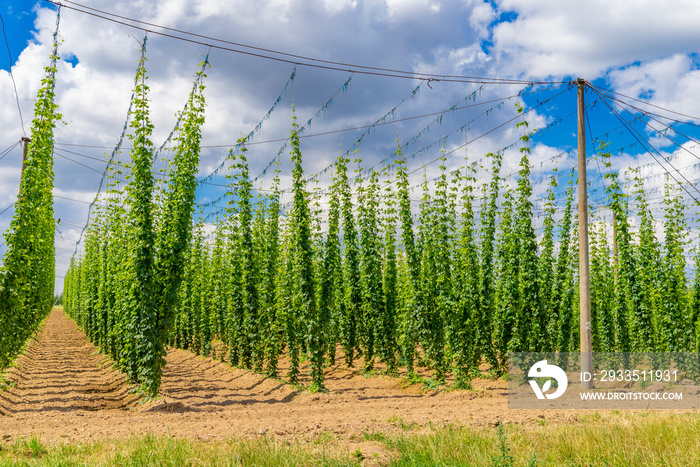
[577,79,592,389]
[612,209,618,287]
[19,137,30,195]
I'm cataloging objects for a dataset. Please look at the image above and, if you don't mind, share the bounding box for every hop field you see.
[3,4,700,466]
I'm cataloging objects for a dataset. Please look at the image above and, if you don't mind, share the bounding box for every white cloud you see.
[322,0,358,15]
[385,0,441,19]
[412,43,490,77]
[467,0,496,38]
[152,0,189,26]
[491,0,700,79]
[609,55,700,122]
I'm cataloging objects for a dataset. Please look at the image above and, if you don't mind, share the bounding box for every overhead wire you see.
[0,141,20,162]
[54,85,566,152]
[590,84,700,122]
[591,85,700,130]
[301,83,569,188]
[54,149,105,174]
[0,202,15,217]
[55,146,175,180]
[198,85,577,217]
[64,82,576,216]
[406,85,572,177]
[264,85,700,224]
[585,93,608,194]
[590,86,700,164]
[588,84,700,204]
[45,0,566,86]
[200,75,358,210]
[306,83,575,197]
[54,194,92,204]
[197,82,533,208]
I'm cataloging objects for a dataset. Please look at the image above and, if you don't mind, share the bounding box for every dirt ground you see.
[0,308,579,445]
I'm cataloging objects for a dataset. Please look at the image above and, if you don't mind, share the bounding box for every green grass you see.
[378,412,700,466]
[0,434,356,466]
[3,412,700,466]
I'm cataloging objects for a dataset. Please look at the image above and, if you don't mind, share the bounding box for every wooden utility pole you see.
[19,136,30,195]
[612,209,618,287]
[577,79,593,389]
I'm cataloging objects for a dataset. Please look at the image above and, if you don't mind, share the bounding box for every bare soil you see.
[0,308,579,445]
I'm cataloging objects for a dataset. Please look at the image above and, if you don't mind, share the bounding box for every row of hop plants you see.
[63,41,208,396]
[589,147,699,354]
[63,59,700,394]
[157,109,699,391]
[164,109,700,390]
[190,108,585,391]
[0,13,61,370]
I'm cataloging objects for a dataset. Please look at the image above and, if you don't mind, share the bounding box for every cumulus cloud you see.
[385,0,441,19]
[412,43,490,77]
[490,0,700,79]
[609,55,700,122]
[467,0,496,39]
[322,0,357,15]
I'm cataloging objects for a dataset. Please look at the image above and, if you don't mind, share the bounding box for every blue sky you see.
[1,0,700,291]
[0,1,34,69]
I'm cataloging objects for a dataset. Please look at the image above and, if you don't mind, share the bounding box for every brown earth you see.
[0,308,580,445]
